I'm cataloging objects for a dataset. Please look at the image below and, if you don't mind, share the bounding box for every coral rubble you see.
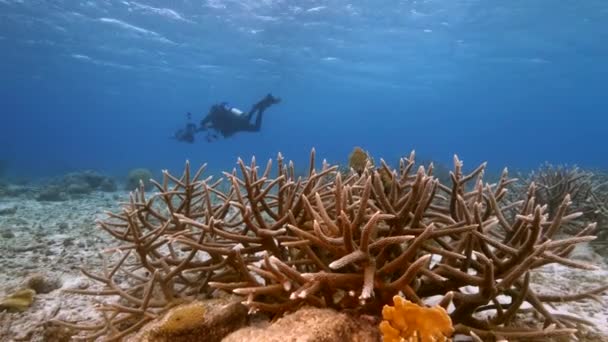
[54,149,608,341]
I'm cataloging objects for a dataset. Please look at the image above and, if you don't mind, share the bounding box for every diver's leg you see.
[246,94,279,121]
[246,109,265,132]
[253,109,265,131]
[238,108,264,132]
[245,104,259,121]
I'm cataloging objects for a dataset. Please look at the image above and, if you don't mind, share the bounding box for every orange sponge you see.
[380,296,454,342]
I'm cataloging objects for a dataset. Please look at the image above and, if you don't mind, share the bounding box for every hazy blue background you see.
[1,0,607,180]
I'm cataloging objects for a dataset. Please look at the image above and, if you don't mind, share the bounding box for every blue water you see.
[1,0,607,180]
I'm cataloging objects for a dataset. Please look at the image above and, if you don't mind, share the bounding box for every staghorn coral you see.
[53,162,239,340]
[523,163,601,234]
[56,149,608,341]
[587,171,608,253]
[518,163,608,256]
[380,295,453,342]
[530,164,592,212]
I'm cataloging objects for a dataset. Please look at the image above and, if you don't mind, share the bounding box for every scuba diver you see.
[173,93,281,143]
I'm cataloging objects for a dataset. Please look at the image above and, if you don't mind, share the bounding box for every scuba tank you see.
[230,107,244,116]
[222,102,244,116]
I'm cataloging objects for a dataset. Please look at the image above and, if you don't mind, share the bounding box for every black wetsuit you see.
[173,94,280,143]
[200,94,280,138]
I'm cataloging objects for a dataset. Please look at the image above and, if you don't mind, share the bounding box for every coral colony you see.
[54,149,607,341]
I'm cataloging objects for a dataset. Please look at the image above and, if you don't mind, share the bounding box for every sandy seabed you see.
[0,191,607,341]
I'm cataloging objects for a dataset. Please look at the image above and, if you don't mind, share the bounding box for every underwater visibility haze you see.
[3,1,608,342]
[1,0,607,178]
